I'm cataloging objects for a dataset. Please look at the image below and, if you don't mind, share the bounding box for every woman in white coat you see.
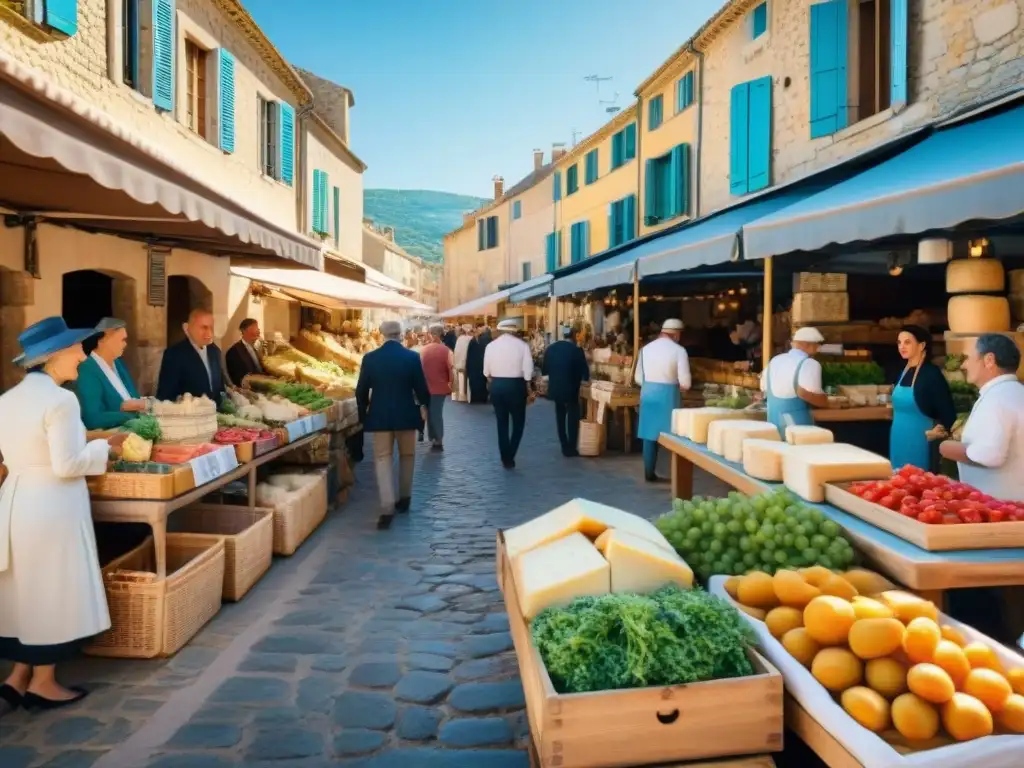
[0,317,127,715]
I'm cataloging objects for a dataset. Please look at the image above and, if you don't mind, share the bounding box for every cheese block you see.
[946,259,1005,294]
[514,532,610,619]
[671,408,691,436]
[503,498,672,561]
[708,419,779,460]
[594,524,673,554]
[782,444,892,502]
[786,425,834,445]
[743,439,793,481]
[947,295,1011,334]
[683,408,757,443]
[598,528,694,594]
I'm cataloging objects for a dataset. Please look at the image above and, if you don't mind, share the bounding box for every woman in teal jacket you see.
[74,318,147,430]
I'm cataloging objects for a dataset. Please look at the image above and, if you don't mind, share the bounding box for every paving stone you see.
[252,633,339,654]
[433,583,474,597]
[333,691,398,730]
[244,728,324,760]
[407,640,459,657]
[407,652,455,672]
[356,638,402,654]
[311,654,348,672]
[148,757,234,768]
[418,564,457,576]
[344,748,529,767]
[439,717,515,747]
[395,706,442,741]
[239,652,298,673]
[121,698,163,714]
[460,632,514,658]
[275,608,335,626]
[333,728,387,756]
[452,657,511,681]
[349,662,402,688]
[297,676,341,713]
[394,594,449,613]
[448,681,526,713]
[40,751,103,768]
[476,613,511,632]
[0,747,37,768]
[93,718,133,746]
[209,676,289,703]
[375,608,422,621]
[251,706,304,724]
[45,717,104,746]
[167,723,243,749]
[394,671,454,704]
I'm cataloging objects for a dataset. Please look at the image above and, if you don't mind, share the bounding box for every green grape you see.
[811,534,829,550]
[809,508,825,525]
[762,539,777,551]
[752,496,769,512]
[818,555,835,569]
[744,518,759,534]
[691,496,705,505]
[785,517,800,531]
[709,540,723,555]
[701,521,714,535]
[708,512,720,525]
[691,508,707,524]
[794,535,810,551]
[782,533,795,548]
[739,536,752,552]
[803,547,820,562]
[785,505,801,517]
[682,501,696,514]
[821,520,840,537]
[669,533,685,549]
[793,524,808,538]
[743,552,758,568]
[753,530,767,545]
[711,523,726,538]
[686,527,702,542]
[761,522,776,537]
[774,550,789,565]
[671,499,684,513]
[720,551,736,567]
[726,519,742,535]
[712,560,728,575]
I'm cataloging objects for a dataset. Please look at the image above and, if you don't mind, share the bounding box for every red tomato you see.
[1011,510,1024,522]
[987,509,1007,523]
[921,489,940,501]
[942,514,962,525]
[960,509,984,524]
[891,476,908,488]
[865,490,884,504]
[901,504,921,518]
[879,495,898,510]
[968,491,984,502]
[891,489,909,502]
[917,509,942,525]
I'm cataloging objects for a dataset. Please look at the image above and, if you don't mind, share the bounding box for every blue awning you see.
[743,102,1024,261]
[508,273,552,303]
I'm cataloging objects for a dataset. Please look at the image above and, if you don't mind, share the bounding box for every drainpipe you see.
[634,105,643,239]
[687,42,705,218]
[295,101,315,244]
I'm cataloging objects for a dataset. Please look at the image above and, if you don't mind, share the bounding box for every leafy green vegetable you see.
[110,460,173,474]
[821,362,886,388]
[531,586,755,694]
[122,415,161,442]
[944,354,966,372]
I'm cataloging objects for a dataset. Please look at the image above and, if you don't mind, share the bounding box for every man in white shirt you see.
[940,334,1024,501]
[453,325,473,402]
[635,319,691,482]
[484,319,535,469]
[761,326,829,434]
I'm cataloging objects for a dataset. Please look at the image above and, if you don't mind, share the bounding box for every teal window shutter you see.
[486,216,498,248]
[729,83,750,195]
[512,200,521,219]
[321,172,330,234]
[566,164,579,195]
[217,49,236,154]
[624,123,637,160]
[522,262,532,281]
[686,72,695,107]
[747,77,772,193]
[809,0,848,138]
[279,102,295,185]
[152,0,175,111]
[44,0,78,35]
[585,149,598,184]
[677,73,695,112]
[311,170,322,233]
[643,159,658,225]
[669,144,691,218]
[332,186,340,247]
[569,223,578,264]
[611,132,624,169]
[478,220,486,251]
[608,202,619,248]
[648,96,663,130]
[752,3,767,39]
[582,221,590,260]
[552,171,562,202]
[891,0,908,107]
[545,233,556,272]
[556,228,563,265]
[624,194,637,241]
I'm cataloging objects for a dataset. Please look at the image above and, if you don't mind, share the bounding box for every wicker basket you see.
[88,465,194,500]
[792,272,847,293]
[285,433,331,465]
[578,420,603,457]
[85,534,225,659]
[157,412,219,444]
[791,292,850,325]
[262,470,329,555]
[170,505,274,601]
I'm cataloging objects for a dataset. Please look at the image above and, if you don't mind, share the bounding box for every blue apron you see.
[636,349,681,441]
[889,367,934,471]
[767,356,814,435]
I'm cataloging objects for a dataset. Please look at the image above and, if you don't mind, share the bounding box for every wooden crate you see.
[496,532,784,768]
[528,741,776,768]
[825,482,1024,551]
[791,293,849,325]
[88,465,194,500]
[792,273,847,293]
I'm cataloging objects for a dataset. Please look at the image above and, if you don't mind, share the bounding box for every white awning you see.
[231,266,432,312]
[439,289,510,318]
[361,263,413,294]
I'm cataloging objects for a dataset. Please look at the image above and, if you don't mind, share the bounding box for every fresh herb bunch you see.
[122,414,161,442]
[821,362,886,388]
[267,381,333,411]
[944,354,966,372]
[531,586,755,694]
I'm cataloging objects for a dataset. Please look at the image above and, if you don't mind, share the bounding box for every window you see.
[477,216,498,250]
[522,262,532,282]
[545,232,561,272]
[10,0,78,36]
[311,169,329,234]
[608,195,637,248]
[259,97,279,178]
[566,164,579,196]
[486,216,498,249]
[119,0,172,109]
[676,71,695,113]
[215,48,236,152]
[584,149,599,184]
[122,0,139,87]
[648,95,664,130]
[729,78,772,196]
[333,186,341,247]
[512,200,522,220]
[610,122,637,170]
[752,2,768,39]
[644,144,691,225]
[569,222,590,264]
[184,41,207,139]
[552,171,562,202]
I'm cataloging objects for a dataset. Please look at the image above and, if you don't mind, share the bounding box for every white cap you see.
[792,326,825,343]
[496,319,520,331]
[661,319,684,332]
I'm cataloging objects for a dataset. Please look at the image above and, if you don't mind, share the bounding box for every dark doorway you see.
[167,275,212,347]
[62,270,113,329]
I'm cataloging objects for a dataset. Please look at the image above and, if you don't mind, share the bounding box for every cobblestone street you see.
[0,401,732,768]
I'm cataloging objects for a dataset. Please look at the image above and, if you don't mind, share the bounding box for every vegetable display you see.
[705,394,752,409]
[821,362,886,388]
[656,489,856,580]
[122,415,162,443]
[217,413,268,430]
[121,433,153,462]
[214,427,276,445]
[944,354,966,372]
[150,443,218,464]
[848,465,1024,524]
[151,393,216,416]
[110,460,174,474]
[532,586,755,694]
[948,380,979,412]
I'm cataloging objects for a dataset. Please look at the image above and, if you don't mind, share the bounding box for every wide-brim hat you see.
[13,316,99,367]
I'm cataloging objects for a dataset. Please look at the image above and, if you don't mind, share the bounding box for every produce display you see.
[847,465,1024,524]
[217,413,268,430]
[782,444,892,503]
[110,460,173,474]
[721,573,1024,743]
[705,393,752,409]
[532,586,755,694]
[262,340,358,397]
[122,415,162,442]
[655,489,856,580]
[214,426,277,445]
[247,379,333,411]
[821,362,886,388]
[948,379,980,412]
[150,443,219,464]
[228,388,310,424]
[150,394,216,416]
[120,433,153,462]
[743,439,793,481]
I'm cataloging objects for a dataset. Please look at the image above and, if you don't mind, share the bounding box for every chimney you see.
[533,148,544,171]
[551,142,567,162]
[493,175,504,199]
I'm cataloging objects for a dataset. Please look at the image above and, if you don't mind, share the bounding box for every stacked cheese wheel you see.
[946,259,1010,335]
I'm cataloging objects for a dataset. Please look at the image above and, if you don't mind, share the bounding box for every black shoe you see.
[563,450,580,458]
[645,473,668,483]
[418,432,424,443]
[395,498,411,513]
[431,443,443,452]
[0,684,23,716]
[377,513,394,530]
[22,687,88,711]
[502,459,515,469]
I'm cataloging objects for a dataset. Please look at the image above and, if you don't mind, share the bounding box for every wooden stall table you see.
[579,382,641,453]
[812,405,892,423]
[90,433,319,578]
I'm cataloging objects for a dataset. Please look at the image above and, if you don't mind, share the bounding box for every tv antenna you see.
[584,74,620,115]
[571,128,582,145]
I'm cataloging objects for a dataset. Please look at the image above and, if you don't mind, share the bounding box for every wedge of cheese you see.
[782,444,892,502]
[599,528,693,594]
[743,439,793,481]
[684,408,756,443]
[593,524,673,554]
[671,408,691,437]
[503,498,672,561]
[514,533,610,619]
[786,425,834,446]
[708,420,780,460]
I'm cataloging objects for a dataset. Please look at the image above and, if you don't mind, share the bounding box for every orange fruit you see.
[1008,667,1024,696]
[819,574,859,601]
[942,693,994,741]
[851,596,894,620]
[891,693,940,741]
[765,607,804,639]
[902,617,941,663]
[932,640,971,688]
[841,687,890,732]
[907,663,956,704]
[962,668,1012,713]
[940,624,967,647]
[812,647,864,692]
[865,658,909,699]
[996,693,1024,733]
[963,642,1004,673]
[782,627,821,668]
[804,596,856,646]
[848,618,905,660]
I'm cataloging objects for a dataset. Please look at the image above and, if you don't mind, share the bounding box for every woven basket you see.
[578,420,603,457]
[285,433,331,465]
[791,292,850,325]
[157,412,219,444]
[170,505,274,601]
[85,534,225,659]
[265,470,329,555]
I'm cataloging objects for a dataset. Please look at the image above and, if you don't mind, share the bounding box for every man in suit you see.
[542,326,591,457]
[356,320,431,529]
[225,318,264,386]
[156,308,226,404]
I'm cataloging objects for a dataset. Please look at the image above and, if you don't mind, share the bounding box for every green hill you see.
[363,189,488,265]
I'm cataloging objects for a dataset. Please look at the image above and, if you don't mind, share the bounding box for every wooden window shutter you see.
[147,247,167,306]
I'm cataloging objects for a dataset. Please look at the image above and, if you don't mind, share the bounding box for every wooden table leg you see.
[624,407,632,454]
[247,466,257,511]
[152,520,168,579]
[672,453,694,500]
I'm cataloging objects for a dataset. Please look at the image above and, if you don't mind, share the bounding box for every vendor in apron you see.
[761,327,828,435]
[635,319,691,483]
[891,326,957,471]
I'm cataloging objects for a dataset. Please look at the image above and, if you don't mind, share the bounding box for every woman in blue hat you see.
[73,318,146,430]
[0,317,127,716]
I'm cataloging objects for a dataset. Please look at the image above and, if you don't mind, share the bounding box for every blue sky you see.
[243,0,723,198]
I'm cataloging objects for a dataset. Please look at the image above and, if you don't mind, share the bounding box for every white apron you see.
[0,373,112,645]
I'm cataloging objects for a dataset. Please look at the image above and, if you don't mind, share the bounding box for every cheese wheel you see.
[786,425,834,445]
[671,408,691,437]
[947,295,1011,334]
[743,439,792,481]
[946,259,1004,294]
[707,419,778,457]
[722,422,782,463]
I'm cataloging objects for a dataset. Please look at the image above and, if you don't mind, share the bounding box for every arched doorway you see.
[62,270,113,329]
[167,275,213,347]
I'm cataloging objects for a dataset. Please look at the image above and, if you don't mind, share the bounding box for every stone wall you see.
[297,67,352,145]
